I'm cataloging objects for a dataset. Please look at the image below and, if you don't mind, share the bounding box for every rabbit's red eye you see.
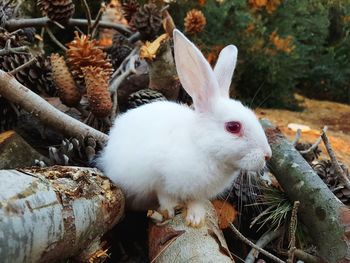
[225,121,241,134]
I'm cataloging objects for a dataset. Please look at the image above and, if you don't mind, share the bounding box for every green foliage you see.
[169,0,350,108]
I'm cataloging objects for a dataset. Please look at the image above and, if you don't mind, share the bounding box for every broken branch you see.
[321,126,350,189]
[5,17,132,35]
[0,70,109,144]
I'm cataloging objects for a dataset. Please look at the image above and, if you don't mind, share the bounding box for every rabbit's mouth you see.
[238,151,266,172]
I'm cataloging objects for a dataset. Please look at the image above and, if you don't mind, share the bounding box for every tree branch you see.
[261,119,350,263]
[0,70,109,144]
[5,17,132,35]
[245,228,283,263]
[229,224,284,263]
[321,126,350,189]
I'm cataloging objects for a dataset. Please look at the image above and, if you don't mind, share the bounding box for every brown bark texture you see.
[148,40,180,100]
[261,119,350,263]
[148,201,234,263]
[0,166,124,263]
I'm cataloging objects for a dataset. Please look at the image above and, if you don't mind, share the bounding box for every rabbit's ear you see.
[173,29,219,113]
[214,45,238,97]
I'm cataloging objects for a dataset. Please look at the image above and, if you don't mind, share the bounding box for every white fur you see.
[98,29,271,227]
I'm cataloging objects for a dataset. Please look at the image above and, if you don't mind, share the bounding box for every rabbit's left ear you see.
[214,45,238,97]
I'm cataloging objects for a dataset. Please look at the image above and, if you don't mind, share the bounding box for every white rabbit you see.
[98,29,272,227]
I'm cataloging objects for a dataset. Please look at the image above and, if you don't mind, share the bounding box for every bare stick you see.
[292,129,301,146]
[229,224,285,263]
[110,47,139,82]
[299,127,326,154]
[91,3,107,38]
[128,32,141,43]
[46,26,67,51]
[294,249,319,263]
[0,46,28,56]
[0,70,108,144]
[245,228,283,263]
[321,126,350,189]
[9,56,37,75]
[5,17,132,35]
[287,201,300,263]
[80,0,92,35]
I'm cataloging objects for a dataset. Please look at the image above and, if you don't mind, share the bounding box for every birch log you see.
[0,166,124,263]
[261,119,350,263]
[149,201,233,263]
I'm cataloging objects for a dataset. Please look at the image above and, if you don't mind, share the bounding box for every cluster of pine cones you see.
[295,141,350,205]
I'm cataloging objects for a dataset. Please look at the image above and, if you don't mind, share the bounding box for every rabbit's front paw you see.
[158,192,179,219]
[185,201,206,228]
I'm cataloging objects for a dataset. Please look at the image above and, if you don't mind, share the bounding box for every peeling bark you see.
[261,119,350,263]
[0,166,124,263]
[148,201,233,263]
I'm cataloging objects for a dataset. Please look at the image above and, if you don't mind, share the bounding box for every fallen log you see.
[0,166,124,263]
[261,119,350,263]
[148,201,233,263]
[0,130,48,169]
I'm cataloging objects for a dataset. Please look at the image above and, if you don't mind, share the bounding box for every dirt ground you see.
[256,94,350,167]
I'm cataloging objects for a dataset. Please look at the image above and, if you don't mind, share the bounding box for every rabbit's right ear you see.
[214,45,238,97]
[173,29,220,113]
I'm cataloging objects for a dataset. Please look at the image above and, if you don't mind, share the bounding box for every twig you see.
[9,56,37,75]
[46,27,67,51]
[128,32,141,43]
[294,249,319,263]
[5,17,132,35]
[0,70,108,144]
[287,201,300,263]
[292,129,301,146]
[80,0,92,35]
[229,224,285,263]
[245,228,283,263]
[299,128,325,154]
[91,3,107,39]
[0,46,28,56]
[321,126,350,189]
[110,47,139,81]
[52,20,65,29]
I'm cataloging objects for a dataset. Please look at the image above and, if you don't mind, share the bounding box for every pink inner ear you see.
[173,29,220,113]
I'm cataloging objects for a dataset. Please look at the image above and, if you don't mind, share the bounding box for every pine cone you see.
[312,160,339,188]
[51,53,81,107]
[121,0,140,22]
[295,142,321,163]
[49,136,99,166]
[37,0,75,24]
[0,52,56,96]
[184,9,206,35]
[127,89,166,109]
[0,0,16,27]
[66,32,113,86]
[313,159,349,189]
[82,66,113,118]
[109,34,133,69]
[313,159,350,206]
[132,3,162,41]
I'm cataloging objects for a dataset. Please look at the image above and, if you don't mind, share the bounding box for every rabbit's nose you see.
[264,155,271,161]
